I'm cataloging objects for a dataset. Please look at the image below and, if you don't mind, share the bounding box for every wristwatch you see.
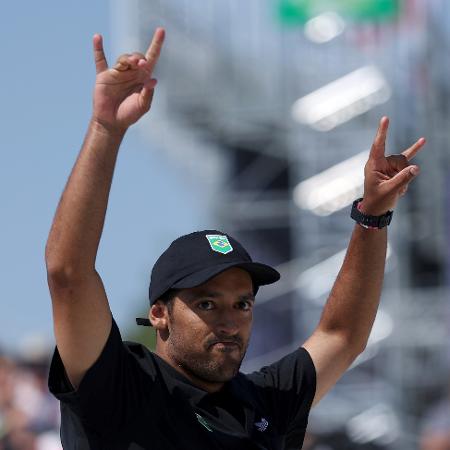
[350,198,393,229]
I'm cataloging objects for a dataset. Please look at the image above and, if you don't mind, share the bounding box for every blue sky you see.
[0,1,210,353]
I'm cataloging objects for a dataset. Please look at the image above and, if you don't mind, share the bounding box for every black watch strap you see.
[350,198,393,229]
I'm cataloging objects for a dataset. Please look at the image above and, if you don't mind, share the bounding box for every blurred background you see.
[2,0,450,448]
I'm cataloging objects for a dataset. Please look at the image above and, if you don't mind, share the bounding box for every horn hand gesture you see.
[360,117,426,216]
[91,28,165,133]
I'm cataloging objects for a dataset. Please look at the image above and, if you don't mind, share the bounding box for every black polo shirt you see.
[48,319,316,449]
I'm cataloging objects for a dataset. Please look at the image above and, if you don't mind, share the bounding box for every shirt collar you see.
[152,352,254,408]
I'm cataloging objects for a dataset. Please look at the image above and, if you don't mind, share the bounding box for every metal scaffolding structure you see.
[112,0,450,448]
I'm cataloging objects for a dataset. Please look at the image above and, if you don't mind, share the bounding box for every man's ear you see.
[149,300,169,331]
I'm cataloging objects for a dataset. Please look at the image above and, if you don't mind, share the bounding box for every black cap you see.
[136,230,280,326]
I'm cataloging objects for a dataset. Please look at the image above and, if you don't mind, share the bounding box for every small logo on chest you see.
[254,418,269,432]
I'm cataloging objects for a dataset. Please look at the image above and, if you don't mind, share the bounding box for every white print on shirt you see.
[254,418,269,432]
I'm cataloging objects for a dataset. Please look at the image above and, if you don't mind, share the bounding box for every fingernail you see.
[410,166,419,176]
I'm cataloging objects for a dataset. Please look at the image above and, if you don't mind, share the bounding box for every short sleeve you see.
[48,318,154,434]
[246,347,316,441]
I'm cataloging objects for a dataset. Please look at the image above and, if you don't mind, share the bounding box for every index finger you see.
[145,28,165,72]
[402,137,426,161]
[369,116,389,159]
[93,34,108,74]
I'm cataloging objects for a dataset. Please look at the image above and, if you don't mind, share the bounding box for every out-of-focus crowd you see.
[0,352,61,450]
[1,344,450,450]
[419,388,450,450]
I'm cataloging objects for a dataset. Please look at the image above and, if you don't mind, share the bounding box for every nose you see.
[215,310,240,336]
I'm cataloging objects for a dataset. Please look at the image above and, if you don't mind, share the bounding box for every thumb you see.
[387,165,420,192]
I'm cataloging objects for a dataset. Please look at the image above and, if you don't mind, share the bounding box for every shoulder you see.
[122,339,161,375]
[245,347,316,389]
[49,319,160,399]
[123,339,153,360]
[233,347,316,407]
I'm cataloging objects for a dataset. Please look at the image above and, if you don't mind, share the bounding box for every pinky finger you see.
[402,137,426,161]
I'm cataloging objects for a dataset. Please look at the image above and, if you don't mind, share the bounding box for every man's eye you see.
[237,301,252,311]
[197,301,214,310]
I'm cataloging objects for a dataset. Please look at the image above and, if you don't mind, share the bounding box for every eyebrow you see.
[239,293,256,302]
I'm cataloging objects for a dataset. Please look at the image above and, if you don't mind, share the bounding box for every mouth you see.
[210,341,240,351]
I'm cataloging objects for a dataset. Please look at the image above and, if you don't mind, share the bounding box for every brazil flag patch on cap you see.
[206,235,233,255]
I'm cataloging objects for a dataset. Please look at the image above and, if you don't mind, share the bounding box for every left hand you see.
[360,116,426,215]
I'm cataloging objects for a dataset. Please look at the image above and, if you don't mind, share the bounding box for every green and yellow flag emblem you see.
[206,235,233,255]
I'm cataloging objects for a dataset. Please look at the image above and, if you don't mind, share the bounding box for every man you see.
[45,28,425,449]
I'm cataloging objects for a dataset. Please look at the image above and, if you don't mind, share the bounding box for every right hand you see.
[360,117,425,216]
[92,28,165,133]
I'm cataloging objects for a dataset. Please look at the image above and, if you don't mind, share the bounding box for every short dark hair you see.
[157,289,180,315]
[154,289,179,341]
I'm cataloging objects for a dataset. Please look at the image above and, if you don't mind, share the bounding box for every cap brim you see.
[171,261,280,290]
[137,261,280,326]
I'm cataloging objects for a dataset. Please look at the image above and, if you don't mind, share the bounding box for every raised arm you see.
[302,117,426,406]
[45,29,165,388]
